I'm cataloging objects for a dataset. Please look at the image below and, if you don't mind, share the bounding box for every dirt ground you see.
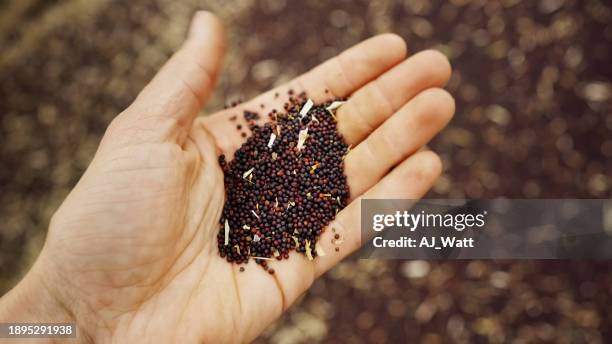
[1,0,611,343]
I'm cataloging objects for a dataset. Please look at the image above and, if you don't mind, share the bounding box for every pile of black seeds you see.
[217,97,350,272]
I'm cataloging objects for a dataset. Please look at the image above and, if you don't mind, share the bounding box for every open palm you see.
[29,12,454,343]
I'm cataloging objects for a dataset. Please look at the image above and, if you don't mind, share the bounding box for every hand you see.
[0,11,454,343]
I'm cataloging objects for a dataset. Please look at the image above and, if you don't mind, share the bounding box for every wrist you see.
[0,259,78,343]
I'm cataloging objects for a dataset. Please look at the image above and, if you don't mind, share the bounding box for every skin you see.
[0,11,454,344]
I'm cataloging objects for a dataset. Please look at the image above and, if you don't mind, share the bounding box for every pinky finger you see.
[313,150,443,277]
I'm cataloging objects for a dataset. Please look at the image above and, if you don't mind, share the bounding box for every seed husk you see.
[267,133,277,148]
[325,100,346,120]
[224,219,230,246]
[296,128,309,151]
[242,167,254,179]
[326,100,346,112]
[299,98,314,118]
[305,240,314,261]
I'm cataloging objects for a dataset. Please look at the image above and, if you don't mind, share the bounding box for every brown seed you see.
[217,99,350,272]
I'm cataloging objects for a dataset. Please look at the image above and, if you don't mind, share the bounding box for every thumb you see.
[123,11,225,140]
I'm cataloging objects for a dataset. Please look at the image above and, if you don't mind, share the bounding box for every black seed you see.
[217,98,350,272]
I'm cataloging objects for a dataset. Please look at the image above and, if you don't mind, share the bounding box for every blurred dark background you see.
[1,0,611,342]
